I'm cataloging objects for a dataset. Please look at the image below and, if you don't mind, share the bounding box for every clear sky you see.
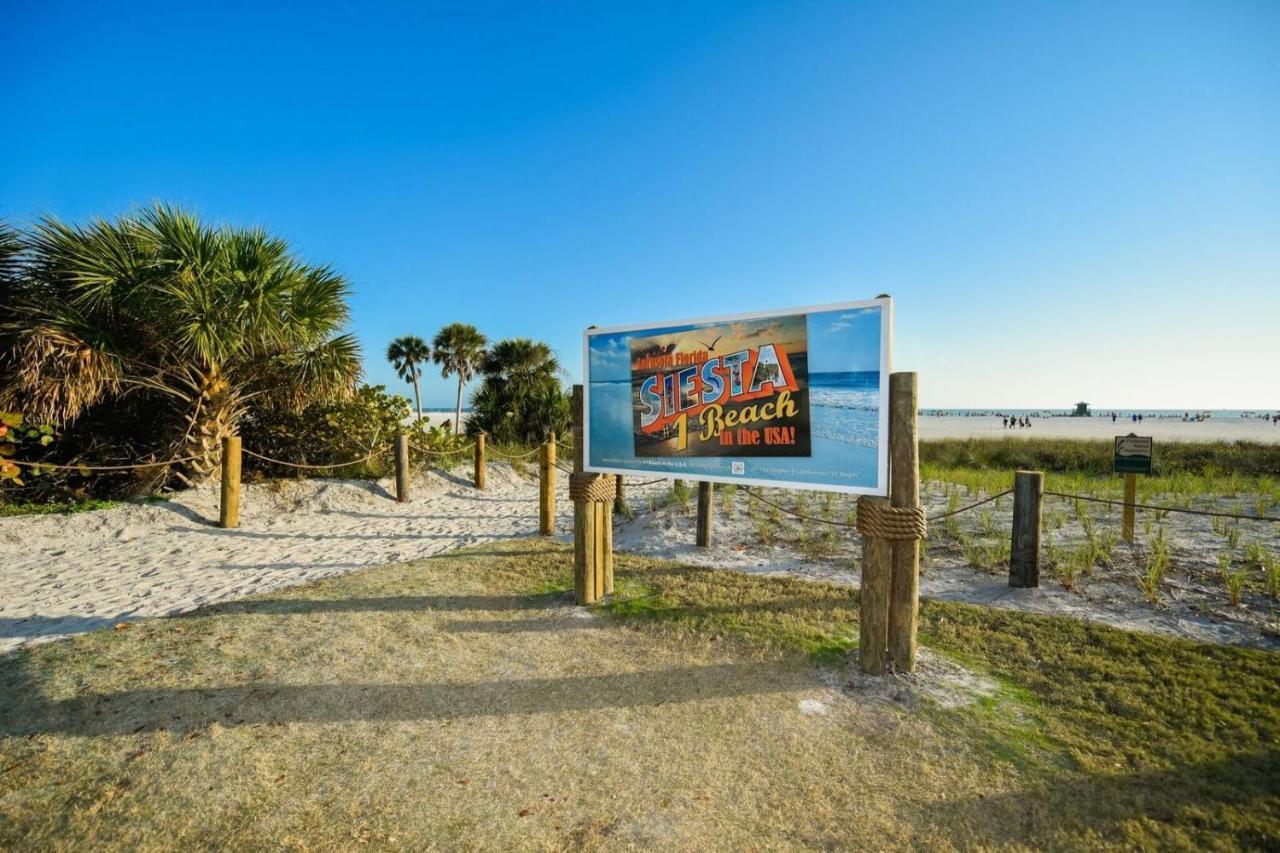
[2,1,1276,409]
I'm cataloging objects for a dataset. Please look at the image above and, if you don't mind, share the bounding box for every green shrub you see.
[239,384,468,479]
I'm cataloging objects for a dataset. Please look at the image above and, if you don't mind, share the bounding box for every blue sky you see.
[807,308,880,374]
[3,1,1277,408]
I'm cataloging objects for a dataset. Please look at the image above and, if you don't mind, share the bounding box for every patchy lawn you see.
[1,539,1276,850]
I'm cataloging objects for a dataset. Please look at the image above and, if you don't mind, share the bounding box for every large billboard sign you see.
[583,297,891,495]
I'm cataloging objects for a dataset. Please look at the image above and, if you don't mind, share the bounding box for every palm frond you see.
[255,333,363,411]
[0,323,122,423]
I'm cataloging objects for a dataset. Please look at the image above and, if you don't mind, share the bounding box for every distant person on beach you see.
[1002,416,1008,429]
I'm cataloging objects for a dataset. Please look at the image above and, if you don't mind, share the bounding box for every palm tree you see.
[431,323,486,432]
[386,335,430,418]
[0,205,361,485]
[481,338,561,387]
[468,338,568,442]
[0,222,20,289]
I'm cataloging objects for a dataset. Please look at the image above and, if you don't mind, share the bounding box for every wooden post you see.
[1122,472,1137,542]
[613,474,626,515]
[219,435,241,529]
[887,371,921,671]
[474,432,486,490]
[569,385,613,602]
[538,431,556,535]
[602,495,614,596]
[1009,470,1043,587]
[570,389,593,601]
[394,433,410,503]
[696,481,714,547]
[858,496,892,675]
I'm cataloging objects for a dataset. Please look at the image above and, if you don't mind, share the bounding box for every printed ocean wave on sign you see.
[809,388,880,411]
[811,387,880,448]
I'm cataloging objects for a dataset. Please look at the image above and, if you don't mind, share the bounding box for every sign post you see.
[582,297,920,675]
[1114,434,1153,542]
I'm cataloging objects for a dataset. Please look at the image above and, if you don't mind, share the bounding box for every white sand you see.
[921,415,1280,443]
[2,465,1276,655]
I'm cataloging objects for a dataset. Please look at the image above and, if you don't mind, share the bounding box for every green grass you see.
[923,436,1280,478]
[2,540,1277,849]
[0,497,119,517]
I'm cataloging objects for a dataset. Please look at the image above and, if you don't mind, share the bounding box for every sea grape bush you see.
[239,384,470,478]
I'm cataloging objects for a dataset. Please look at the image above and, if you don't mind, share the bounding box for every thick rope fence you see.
[1045,489,1280,523]
[241,447,390,470]
[741,486,1012,528]
[8,454,208,472]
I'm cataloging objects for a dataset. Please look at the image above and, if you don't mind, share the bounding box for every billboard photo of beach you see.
[629,314,811,458]
[585,298,890,495]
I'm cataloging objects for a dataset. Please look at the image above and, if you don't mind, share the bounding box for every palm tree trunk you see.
[411,372,422,420]
[175,367,237,486]
[455,378,464,434]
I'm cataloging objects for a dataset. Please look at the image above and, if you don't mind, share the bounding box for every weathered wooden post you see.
[857,496,892,675]
[474,432,486,490]
[613,474,626,515]
[1122,472,1137,543]
[857,371,925,675]
[219,435,241,529]
[1009,470,1043,587]
[570,385,614,604]
[696,481,714,547]
[394,433,410,503]
[887,372,921,670]
[538,431,556,536]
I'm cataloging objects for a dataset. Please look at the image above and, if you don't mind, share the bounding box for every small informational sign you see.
[1114,434,1153,475]
[583,298,892,495]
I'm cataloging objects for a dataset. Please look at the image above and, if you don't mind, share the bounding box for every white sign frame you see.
[582,296,892,496]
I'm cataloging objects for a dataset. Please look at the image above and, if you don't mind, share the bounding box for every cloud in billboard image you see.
[585,299,889,495]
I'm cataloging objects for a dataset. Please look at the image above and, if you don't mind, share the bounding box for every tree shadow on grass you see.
[195,593,563,617]
[444,617,604,634]
[0,614,133,640]
[0,661,808,737]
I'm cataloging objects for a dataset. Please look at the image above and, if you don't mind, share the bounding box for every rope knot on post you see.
[855,497,927,541]
[568,472,616,504]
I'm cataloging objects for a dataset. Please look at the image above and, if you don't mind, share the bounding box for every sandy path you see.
[0,465,598,655]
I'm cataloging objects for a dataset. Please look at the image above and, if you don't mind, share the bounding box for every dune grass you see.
[922,437,1280,479]
[2,540,1277,850]
[0,497,119,517]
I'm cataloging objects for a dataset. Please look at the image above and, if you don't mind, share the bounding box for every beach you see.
[920,414,1280,443]
[409,411,470,432]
